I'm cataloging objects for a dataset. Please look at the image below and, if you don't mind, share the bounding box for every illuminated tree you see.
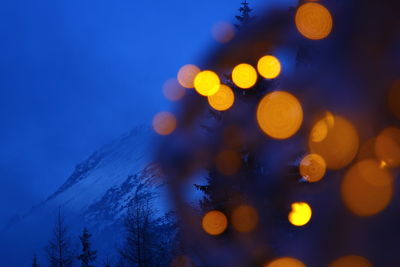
[77,228,97,267]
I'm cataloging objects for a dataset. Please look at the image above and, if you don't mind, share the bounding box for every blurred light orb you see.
[288,202,312,227]
[215,150,242,176]
[299,154,326,182]
[295,3,333,40]
[329,255,373,267]
[152,111,177,136]
[309,114,359,170]
[201,210,228,236]
[375,127,400,168]
[212,21,235,43]
[341,160,393,216]
[162,78,186,101]
[194,70,221,96]
[207,84,235,111]
[177,64,200,89]
[265,257,306,267]
[257,91,303,139]
[257,55,281,79]
[388,81,400,119]
[231,205,258,233]
[232,63,258,89]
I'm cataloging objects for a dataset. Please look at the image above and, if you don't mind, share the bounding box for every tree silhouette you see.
[77,228,97,267]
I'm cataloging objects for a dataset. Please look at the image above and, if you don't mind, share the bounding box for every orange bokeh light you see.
[212,21,235,43]
[231,205,258,233]
[328,255,373,267]
[257,55,281,79]
[257,91,303,139]
[207,84,235,111]
[309,114,359,170]
[341,160,394,216]
[288,202,312,227]
[163,78,186,101]
[232,63,258,89]
[194,70,221,96]
[375,127,400,168]
[215,150,242,176]
[265,257,306,267]
[177,64,200,89]
[201,210,228,236]
[300,154,326,182]
[152,112,177,136]
[295,3,333,40]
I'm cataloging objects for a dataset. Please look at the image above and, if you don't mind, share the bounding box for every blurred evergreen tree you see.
[77,228,97,267]
[32,253,40,267]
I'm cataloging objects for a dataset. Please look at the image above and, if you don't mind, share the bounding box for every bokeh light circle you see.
[265,257,306,267]
[328,255,373,267]
[232,63,258,89]
[309,114,359,170]
[177,64,200,89]
[288,202,312,227]
[152,111,177,136]
[231,205,258,233]
[257,55,281,79]
[375,127,400,168]
[194,70,221,96]
[201,210,228,236]
[212,21,235,43]
[207,84,235,111]
[299,154,326,182]
[341,160,394,216]
[162,78,186,101]
[295,3,333,40]
[257,91,303,139]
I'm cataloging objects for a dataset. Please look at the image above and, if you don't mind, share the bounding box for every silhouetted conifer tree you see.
[77,228,97,267]
[235,0,255,28]
[32,253,40,267]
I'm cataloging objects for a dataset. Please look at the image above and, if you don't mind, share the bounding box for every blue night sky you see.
[0,0,296,226]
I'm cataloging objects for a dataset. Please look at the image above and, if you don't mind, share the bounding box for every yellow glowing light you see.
[212,21,235,43]
[201,210,228,236]
[288,202,312,227]
[215,150,242,176]
[265,257,306,267]
[388,81,400,120]
[207,84,235,111]
[232,63,258,89]
[375,127,400,168]
[152,112,177,136]
[231,205,258,233]
[341,160,393,216]
[295,3,333,40]
[177,64,200,89]
[328,255,372,267]
[309,114,359,170]
[257,55,281,79]
[299,154,326,182]
[194,70,221,96]
[162,78,186,101]
[257,91,303,139]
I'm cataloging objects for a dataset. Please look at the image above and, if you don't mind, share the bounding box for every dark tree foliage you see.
[45,209,74,267]
[235,0,255,28]
[32,253,40,267]
[77,228,97,267]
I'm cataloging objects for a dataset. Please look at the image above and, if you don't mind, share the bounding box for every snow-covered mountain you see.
[4,126,167,265]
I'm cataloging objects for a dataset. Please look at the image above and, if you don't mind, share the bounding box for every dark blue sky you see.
[0,0,295,225]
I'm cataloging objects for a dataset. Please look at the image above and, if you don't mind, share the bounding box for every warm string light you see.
[265,257,306,267]
[328,255,372,267]
[295,2,333,40]
[207,84,235,111]
[288,202,312,227]
[299,154,326,182]
[202,210,228,235]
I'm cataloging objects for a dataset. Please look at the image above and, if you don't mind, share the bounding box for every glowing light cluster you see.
[328,255,372,267]
[177,64,200,88]
[232,63,258,89]
[194,70,221,96]
[231,205,258,233]
[257,91,303,139]
[295,3,333,40]
[152,111,177,136]
[341,160,394,216]
[257,55,281,79]
[309,113,359,170]
[300,153,326,182]
[288,202,312,227]
[207,84,235,111]
[265,257,306,267]
[202,210,228,236]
